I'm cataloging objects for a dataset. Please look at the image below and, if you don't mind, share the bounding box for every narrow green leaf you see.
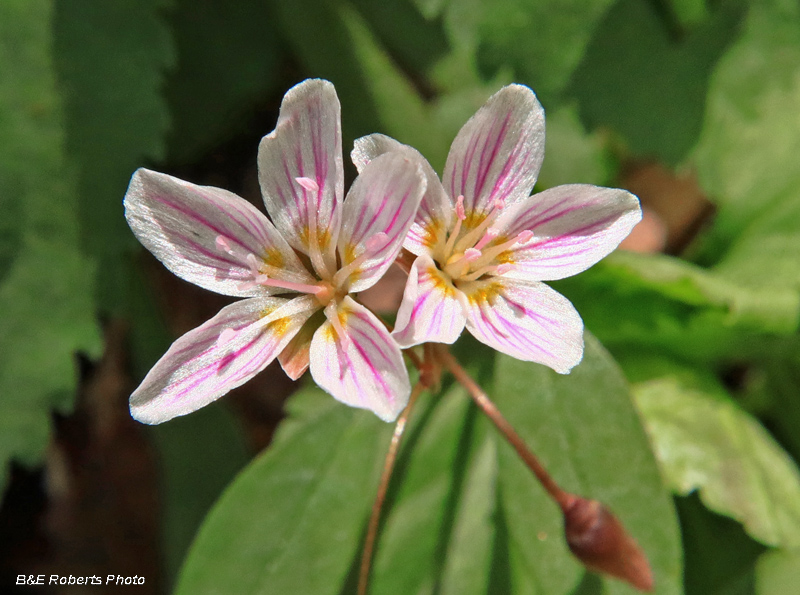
[0,0,102,495]
[631,358,800,549]
[371,390,477,595]
[174,385,391,595]
[756,549,800,595]
[439,436,497,595]
[495,334,683,595]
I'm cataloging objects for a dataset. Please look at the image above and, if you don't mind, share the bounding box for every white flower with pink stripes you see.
[353,84,641,373]
[124,79,426,423]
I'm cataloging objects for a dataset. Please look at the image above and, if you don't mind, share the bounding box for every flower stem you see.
[357,381,425,595]
[434,346,574,511]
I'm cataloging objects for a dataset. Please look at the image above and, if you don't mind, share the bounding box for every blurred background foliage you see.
[2,0,800,593]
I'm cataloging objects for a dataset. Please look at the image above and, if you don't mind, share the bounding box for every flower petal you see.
[461,277,583,373]
[258,79,343,266]
[392,254,467,347]
[310,297,410,422]
[278,309,325,380]
[125,169,311,297]
[130,296,317,424]
[443,84,545,220]
[336,152,426,293]
[352,133,453,255]
[495,185,642,281]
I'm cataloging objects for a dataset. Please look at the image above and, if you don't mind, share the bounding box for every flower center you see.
[437,196,530,283]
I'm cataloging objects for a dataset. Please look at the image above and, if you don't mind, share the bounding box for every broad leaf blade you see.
[495,334,683,595]
[174,386,391,595]
[630,359,800,549]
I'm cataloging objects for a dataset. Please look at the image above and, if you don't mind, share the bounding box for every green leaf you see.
[554,251,799,364]
[756,549,800,595]
[0,0,102,496]
[149,403,250,589]
[677,494,765,595]
[495,334,683,595]
[692,0,800,241]
[571,0,744,164]
[370,390,482,594]
[164,0,284,163]
[174,385,391,595]
[53,0,174,312]
[537,103,615,189]
[630,358,800,549]
[439,436,497,595]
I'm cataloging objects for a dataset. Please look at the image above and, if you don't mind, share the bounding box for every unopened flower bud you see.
[562,496,654,592]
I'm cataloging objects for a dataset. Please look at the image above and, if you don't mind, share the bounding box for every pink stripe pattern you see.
[124,79,425,424]
[355,84,641,374]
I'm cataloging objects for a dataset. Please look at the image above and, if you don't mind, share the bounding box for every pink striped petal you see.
[130,296,317,424]
[443,85,545,220]
[125,169,312,297]
[495,185,642,281]
[336,152,426,293]
[309,297,410,422]
[392,254,467,347]
[461,277,583,373]
[352,133,452,255]
[258,79,343,268]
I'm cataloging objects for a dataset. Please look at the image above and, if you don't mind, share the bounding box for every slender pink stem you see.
[435,346,575,511]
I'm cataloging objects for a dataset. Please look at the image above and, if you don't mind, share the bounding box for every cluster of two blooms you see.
[125,79,641,426]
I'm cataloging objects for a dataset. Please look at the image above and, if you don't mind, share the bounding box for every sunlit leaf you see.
[630,357,800,549]
[692,0,800,241]
[756,549,800,595]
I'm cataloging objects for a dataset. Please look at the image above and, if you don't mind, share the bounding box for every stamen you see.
[216,235,234,254]
[453,196,507,254]
[478,230,536,263]
[246,253,260,275]
[294,177,331,280]
[455,195,466,221]
[443,195,467,258]
[216,327,237,347]
[254,273,329,296]
[332,232,389,288]
[460,262,512,282]
[464,248,482,262]
[474,228,499,251]
[295,176,319,192]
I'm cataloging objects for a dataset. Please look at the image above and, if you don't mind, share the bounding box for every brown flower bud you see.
[563,496,654,592]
